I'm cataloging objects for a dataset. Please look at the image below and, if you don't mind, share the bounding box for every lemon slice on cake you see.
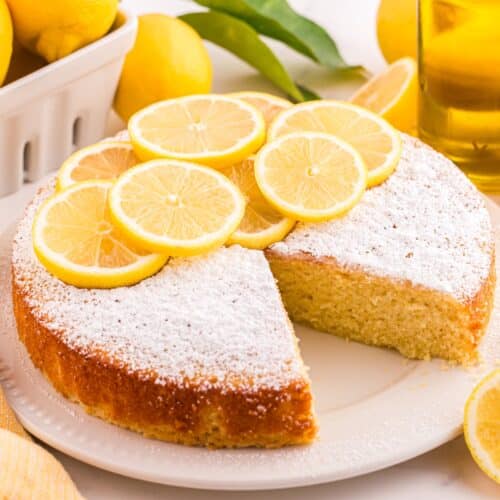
[56,141,139,190]
[109,159,246,255]
[228,91,292,128]
[255,132,367,222]
[33,181,168,288]
[464,368,500,484]
[350,57,418,134]
[128,94,265,168]
[268,100,401,187]
[220,157,295,249]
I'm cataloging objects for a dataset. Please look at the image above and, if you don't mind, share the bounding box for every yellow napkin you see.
[0,384,31,439]
[0,385,84,499]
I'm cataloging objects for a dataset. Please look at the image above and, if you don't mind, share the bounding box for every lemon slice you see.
[350,57,418,134]
[464,368,500,484]
[255,132,367,222]
[33,181,168,289]
[228,91,292,128]
[109,159,246,255]
[56,141,139,190]
[128,94,265,168]
[268,100,402,187]
[220,157,295,249]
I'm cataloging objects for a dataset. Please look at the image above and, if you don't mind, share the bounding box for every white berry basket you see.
[0,8,137,197]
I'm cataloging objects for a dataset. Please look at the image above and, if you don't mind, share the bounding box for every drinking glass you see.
[418,0,500,191]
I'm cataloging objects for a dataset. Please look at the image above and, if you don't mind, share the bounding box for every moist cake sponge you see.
[266,135,495,364]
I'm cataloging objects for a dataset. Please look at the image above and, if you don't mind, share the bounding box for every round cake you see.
[11,135,495,448]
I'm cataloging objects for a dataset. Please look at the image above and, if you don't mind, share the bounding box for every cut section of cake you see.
[11,186,316,448]
[266,135,495,364]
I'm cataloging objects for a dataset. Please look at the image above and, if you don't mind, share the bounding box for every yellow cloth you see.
[0,385,84,499]
[0,383,31,439]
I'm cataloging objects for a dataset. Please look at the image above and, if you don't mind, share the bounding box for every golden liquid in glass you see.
[419,0,500,191]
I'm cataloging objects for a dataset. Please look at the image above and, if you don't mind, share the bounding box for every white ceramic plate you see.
[0,202,499,491]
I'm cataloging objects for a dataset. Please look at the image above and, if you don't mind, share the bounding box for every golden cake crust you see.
[12,279,316,447]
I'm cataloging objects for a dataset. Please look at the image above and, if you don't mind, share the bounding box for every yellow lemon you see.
[376,0,417,63]
[228,91,292,129]
[109,160,246,256]
[0,0,13,85]
[56,141,139,190]
[6,0,118,63]
[114,14,212,122]
[255,132,367,222]
[268,101,401,187]
[350,57,418,134]
[33,180,168,289]
[128,94,265,168]
[220,157,295,250]
[464,368,500,484]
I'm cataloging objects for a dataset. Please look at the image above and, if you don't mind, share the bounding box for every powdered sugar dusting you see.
[271,135,493,301]
[12,186,304,390]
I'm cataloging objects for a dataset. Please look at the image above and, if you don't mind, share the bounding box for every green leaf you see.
[180,11,309,102]
[193,0,359,72]
[296,83,320,101]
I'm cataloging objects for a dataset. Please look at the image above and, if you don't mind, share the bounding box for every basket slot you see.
[23,95,66,183]
[22,142,31,181]
[72,117,82,147]
[0,120,27,196]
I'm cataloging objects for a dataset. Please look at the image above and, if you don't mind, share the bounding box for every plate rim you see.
[11,410,460,490]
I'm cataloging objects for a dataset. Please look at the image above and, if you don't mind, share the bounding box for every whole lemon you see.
[377,0,417,63]
[114,14,212,122]
[6,0,118,62]
[0,0,12,85]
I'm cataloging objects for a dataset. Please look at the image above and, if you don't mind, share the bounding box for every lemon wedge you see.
[128,94,265,168]
[228,91,292,128]
[255,132,367,222]
[220,157,295,249]
[350,57,418,134]
[268,100,401,187]
[33,181,167,288]
[464,368,500,484]
[109,159,246,255]
[56,142,139,190]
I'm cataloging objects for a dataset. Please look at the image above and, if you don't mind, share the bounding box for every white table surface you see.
[1,0,499,498]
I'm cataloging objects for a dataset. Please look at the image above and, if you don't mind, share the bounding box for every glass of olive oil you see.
[418,0,500,191]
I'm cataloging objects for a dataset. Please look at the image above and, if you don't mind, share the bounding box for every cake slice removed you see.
[12,186,316,448]
[266,135,495,365]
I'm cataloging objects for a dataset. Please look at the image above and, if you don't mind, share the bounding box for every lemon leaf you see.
[296,83,320,101]
[193,0,361,72]
[179,11,308,102]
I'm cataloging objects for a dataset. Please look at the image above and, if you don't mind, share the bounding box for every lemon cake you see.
[266,135,495,364]
[11,186,317,448]
[10,134,495,449]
